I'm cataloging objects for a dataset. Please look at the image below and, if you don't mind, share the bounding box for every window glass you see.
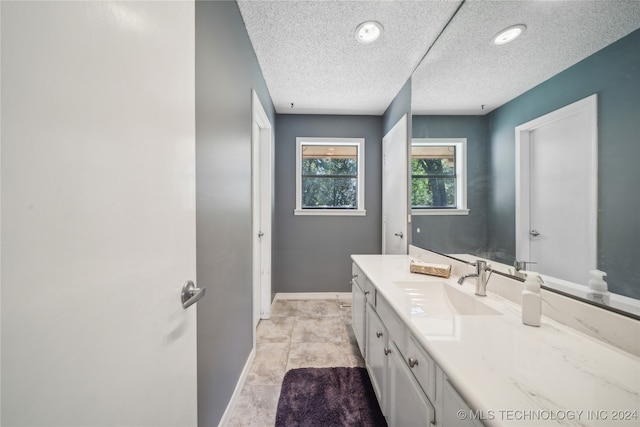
[412,145,457,208]
[295,139,365,216]
[410,138,467,215]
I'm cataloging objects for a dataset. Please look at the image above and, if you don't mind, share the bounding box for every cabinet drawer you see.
[351,263,364,285]
[352,263,376,306]
[364,278,376,307]
[376,294,406,354]
[406,334,436,402]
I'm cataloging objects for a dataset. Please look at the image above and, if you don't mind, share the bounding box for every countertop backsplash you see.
[409,245,640,357]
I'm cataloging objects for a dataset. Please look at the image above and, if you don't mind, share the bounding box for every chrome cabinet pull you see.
[181,280,206,309]
[530,229,541,237]
[384,347,392,355]
[408,357,419,368]
[376,331,383,338]
[394,232,404,238]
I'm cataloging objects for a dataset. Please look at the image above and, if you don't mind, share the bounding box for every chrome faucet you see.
[512,260,537,279]
[457,260,491,296]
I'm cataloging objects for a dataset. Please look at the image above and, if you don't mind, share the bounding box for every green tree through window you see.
[302,145,358,209]
[412,145,456,208]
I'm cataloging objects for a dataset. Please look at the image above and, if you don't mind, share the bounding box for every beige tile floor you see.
[226,299,365,427]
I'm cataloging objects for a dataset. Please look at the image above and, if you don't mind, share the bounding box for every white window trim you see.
[295,137,366,216]
[411,138,469,216]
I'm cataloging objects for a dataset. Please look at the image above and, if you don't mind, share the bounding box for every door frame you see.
[251,90,273,335]
[515,94,598,269]
[382,114,409,255]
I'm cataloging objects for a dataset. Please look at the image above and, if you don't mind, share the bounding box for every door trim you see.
[251,90,273,337]
[515,94,598,267]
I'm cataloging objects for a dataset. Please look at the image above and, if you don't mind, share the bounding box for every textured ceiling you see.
[238,0,463,114]
[412,0,640,114]
[238,0,640,116]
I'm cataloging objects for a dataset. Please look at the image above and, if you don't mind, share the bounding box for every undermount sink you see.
[393,281,502,316]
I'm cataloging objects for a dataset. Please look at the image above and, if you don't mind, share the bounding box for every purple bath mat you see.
[275,367,387,427]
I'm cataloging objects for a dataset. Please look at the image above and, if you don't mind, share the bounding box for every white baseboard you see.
[273,292,352,301]
[217,347,256,427]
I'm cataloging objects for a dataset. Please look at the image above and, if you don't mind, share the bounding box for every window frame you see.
[295,137,366,216]
[411,138,469,216]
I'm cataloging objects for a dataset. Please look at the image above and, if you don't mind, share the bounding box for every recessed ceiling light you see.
[492,24,526,46]
[355,21,383,44]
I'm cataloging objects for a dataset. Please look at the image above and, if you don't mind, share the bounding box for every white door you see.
[516,95,598,285]
[382,115,409,254]
[252,91,273,330]
[1,2,198,426]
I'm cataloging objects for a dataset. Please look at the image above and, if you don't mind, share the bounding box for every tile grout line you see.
[227,299,361,426]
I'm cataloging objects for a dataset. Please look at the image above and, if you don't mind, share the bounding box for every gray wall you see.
[411,116,490,255]
[195,2,275,425]
[383,78,412,135]
[487,28,640,299]
[274,115,383,293]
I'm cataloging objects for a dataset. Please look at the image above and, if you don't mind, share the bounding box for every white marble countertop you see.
[352,254,640,426]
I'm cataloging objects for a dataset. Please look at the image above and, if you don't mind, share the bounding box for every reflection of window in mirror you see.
[411,138,468,216]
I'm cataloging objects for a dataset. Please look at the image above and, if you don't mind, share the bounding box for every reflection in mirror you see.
[411,139,467,213]
[410,24,640,318]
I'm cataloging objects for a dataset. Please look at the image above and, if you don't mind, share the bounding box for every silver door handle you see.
[530,229,540,237]
[394,232,404,238]
[258,232,264,238]
[181,280,206,309]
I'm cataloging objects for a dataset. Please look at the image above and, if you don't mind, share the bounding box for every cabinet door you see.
[366,305,388,415]
[388,343,435,427]
[351,280,366,356]
[441,377,484,427]
[406,335,436,402]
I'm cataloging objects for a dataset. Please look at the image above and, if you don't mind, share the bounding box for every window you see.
[411,138,468,215]
[295,138,365,216]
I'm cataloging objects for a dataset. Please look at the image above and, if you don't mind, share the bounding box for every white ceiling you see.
[238,0,640,116]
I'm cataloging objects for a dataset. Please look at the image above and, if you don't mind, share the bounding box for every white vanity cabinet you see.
[351,263,367,355]
[365,302,388,414]
[438,367,484,427]
[357,265,438,426]
[353,261,477,427]
[388,341,436,427]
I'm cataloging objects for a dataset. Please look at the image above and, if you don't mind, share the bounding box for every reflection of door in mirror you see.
[516,95,598,286]
[382,114,408,254]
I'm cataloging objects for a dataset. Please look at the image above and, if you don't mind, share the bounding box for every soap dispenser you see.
[522,272,542,327]
[587,270,610,305]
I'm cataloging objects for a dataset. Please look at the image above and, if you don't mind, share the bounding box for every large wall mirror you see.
[408,1,640,319]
